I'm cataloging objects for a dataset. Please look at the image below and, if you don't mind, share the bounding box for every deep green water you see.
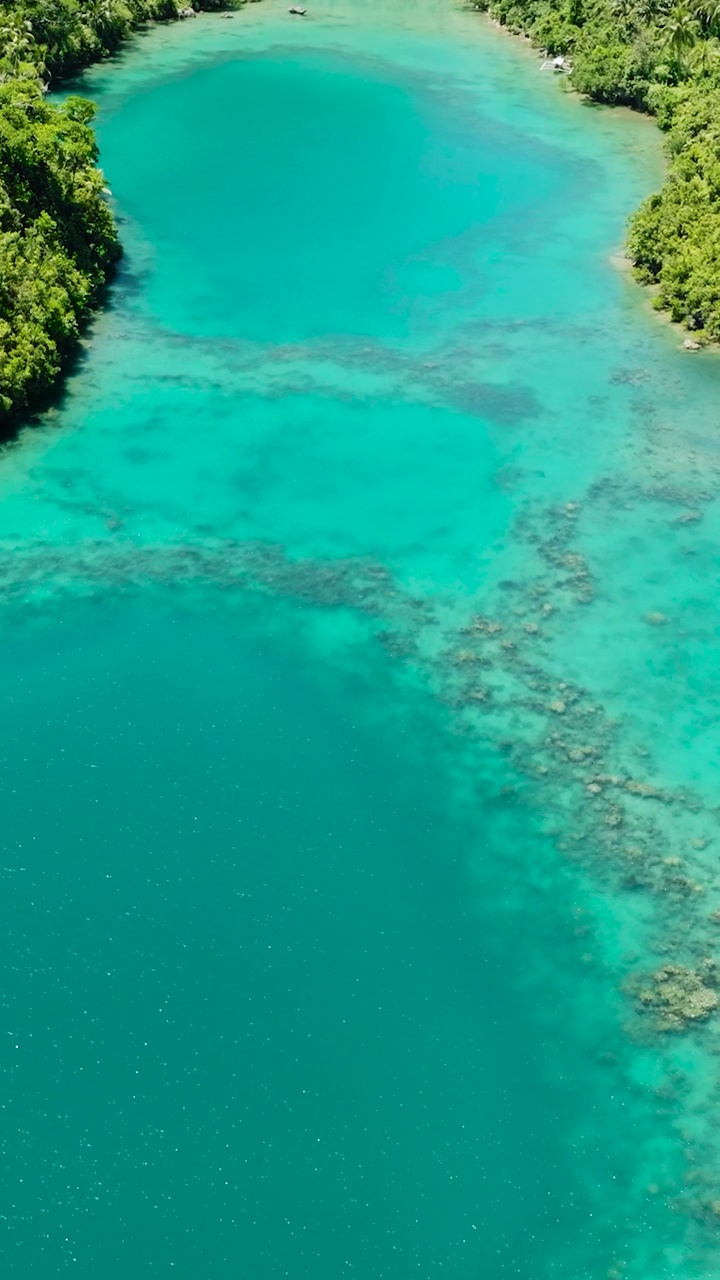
[4,2,720,1276]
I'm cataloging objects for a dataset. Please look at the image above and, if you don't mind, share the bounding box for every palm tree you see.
[0,18,34,69]
[693,0,720,32]
[689,32,720,67]
[662,3,702,53]
[81,0,116,40]
[0,15,41,83]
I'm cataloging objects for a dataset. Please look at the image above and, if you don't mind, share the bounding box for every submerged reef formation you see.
[630,963,719,1031]
[0,538,402,615]
[14,431,720,1257]
[4,467,720,1271]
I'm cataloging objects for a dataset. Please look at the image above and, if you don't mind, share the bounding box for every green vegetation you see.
[472,0,720,340]
[0,1,239,429]
[1,0,716,428]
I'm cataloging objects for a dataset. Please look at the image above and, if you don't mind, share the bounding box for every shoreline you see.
[610,249,720,354]
[0,0,689,438]
[1,0,712,437]
[3,6,720,1272]
[0,2,259,439]
[447,5,714,357]
[470,3,720,351]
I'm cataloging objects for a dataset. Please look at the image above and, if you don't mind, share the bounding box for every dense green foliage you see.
[472,0,720,339]
[2,0,239,82]
[0,80,119,420]
[3,0,717,426]
[0,0,238,427]
[629,86,720,334]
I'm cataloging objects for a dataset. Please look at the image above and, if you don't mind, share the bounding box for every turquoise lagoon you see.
[3,1,720,1275]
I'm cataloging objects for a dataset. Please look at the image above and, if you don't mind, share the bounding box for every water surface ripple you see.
[3,2,720,1276]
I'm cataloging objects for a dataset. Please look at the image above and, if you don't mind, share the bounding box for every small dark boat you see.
[289,6,307,13]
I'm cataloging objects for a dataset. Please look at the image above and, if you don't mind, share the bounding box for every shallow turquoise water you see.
[3,1,720,1276]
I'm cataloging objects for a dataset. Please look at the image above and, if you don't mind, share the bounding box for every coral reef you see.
[630,964,719,1031]
[3,454,720,1260]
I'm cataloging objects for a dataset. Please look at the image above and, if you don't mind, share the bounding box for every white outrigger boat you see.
[541,54,571,72]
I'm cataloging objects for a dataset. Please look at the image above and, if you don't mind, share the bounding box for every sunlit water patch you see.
[3,1,720,1276]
